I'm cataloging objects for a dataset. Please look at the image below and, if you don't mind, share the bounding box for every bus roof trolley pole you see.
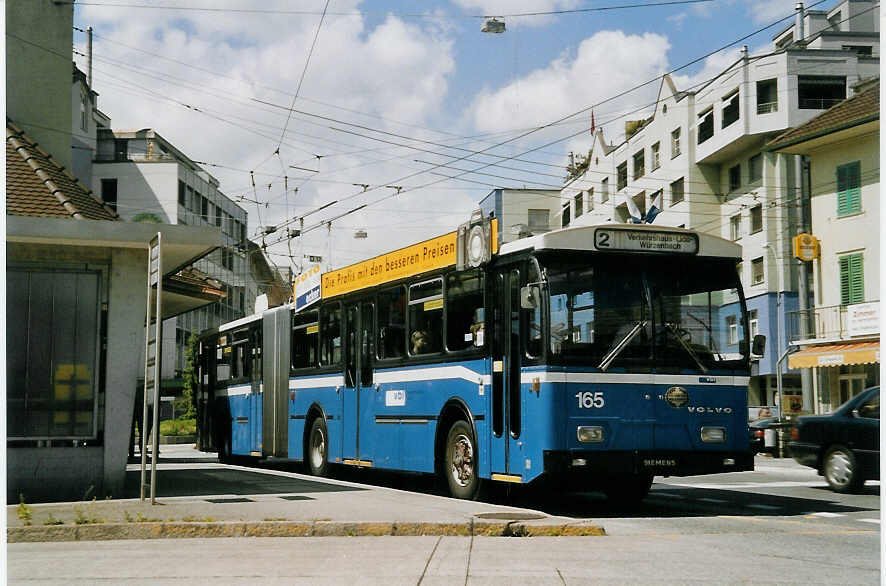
[141,233,163,504]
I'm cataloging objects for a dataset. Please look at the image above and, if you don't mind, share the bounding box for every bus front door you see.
[343,302,375,467]
[490,268,524,482]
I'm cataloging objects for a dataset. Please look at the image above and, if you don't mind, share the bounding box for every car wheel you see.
[444,420,480,500]
[823,445,863,493]
[603,473,654,505]
[306,417,329,477]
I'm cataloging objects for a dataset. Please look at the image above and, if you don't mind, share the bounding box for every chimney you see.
[795,3,805,45]
[740,45,748,61]
[87,26,93,88]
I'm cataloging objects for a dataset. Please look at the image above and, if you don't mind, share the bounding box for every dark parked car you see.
[788,386,879,493]
[749,417,779,453]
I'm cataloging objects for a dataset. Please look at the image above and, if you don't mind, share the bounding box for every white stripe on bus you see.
[223,384,251,397]
[375,365,489,385]
[289,375,345,390]
[520,372,749,386]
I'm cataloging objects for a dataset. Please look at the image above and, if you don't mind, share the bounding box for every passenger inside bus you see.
[411,330,430,354]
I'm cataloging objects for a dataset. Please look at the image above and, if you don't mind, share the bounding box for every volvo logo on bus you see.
[665,386,689,408]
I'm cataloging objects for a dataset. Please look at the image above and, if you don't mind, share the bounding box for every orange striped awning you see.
[789,341,880,369]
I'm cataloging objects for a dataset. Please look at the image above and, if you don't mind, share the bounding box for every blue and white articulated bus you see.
[197,218,762,502]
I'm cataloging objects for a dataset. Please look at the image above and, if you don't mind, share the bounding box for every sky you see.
[72,0,811,273]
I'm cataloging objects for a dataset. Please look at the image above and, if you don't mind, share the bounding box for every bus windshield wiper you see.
[664,322,708,374]
[599,320,646,372]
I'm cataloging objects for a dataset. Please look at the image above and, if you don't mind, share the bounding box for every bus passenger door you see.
[249,326,262,454]
[343,302,373,465]
[490,268,524,480]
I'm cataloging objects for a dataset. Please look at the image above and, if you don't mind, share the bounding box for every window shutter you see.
[849,253,864,303]
[837,162,861,216]
[839,256,851,304]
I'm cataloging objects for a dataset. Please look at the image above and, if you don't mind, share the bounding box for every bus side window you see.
[524,264,543,358]
[446,270,484,351]
[216,337,231,382]
[320,303,342,366]
[377,286,406,360]
[409,278,443,355]
[292,310,319,369]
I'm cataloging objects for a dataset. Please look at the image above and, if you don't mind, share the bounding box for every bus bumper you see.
[543,450,754,481]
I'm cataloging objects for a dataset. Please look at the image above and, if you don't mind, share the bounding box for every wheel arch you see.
[434,397,478,476]
[302,402,328,461]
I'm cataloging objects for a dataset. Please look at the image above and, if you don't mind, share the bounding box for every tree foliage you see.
[179,333,199,419]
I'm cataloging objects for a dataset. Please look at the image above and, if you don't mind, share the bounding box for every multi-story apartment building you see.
[478,189,563,246]
[556,0,878,411]
[767,79,879,411]
[92,129,259,380]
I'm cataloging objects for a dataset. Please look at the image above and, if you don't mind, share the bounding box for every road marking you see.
[666,481,828,489]
[746,504,781,511]
[859,518,880,524]
[808,512,844,518]
[697,497,728,504]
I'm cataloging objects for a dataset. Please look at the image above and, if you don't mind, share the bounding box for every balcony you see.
[787,301,880,344]
[756,101,778,114]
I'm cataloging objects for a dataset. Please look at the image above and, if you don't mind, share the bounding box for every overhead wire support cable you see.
[277,0,331,151]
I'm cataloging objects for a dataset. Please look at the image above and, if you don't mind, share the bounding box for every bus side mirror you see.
[752,334,766,356]
[520,285,540,309]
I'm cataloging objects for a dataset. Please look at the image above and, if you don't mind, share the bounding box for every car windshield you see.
[542,251,748,374]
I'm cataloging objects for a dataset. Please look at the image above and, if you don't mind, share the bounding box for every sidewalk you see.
[8,444,603,542]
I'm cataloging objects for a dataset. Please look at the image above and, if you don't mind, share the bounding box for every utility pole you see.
[797,155,814,412]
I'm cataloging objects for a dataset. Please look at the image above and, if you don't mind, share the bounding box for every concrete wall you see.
[6,0,74,169]
[71,78,98,187]
[809,131,880,307]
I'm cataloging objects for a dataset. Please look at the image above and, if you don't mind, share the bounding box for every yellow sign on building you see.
[322,232,458,299]
[792,233,820,262]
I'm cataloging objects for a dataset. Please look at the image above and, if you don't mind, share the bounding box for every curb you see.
[8,520,605,542]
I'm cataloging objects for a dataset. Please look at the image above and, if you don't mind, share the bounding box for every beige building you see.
[767,79,879,411]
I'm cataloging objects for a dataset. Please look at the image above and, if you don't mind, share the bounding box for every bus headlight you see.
[700,427,726,443]
[577,426,604,443]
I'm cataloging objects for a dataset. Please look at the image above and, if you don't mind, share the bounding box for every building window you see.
[842,45,873,56]
[751,257,764,285]
[651,142,660,170]
[632,150,645,180]
[100,178,118,211]
[80,91,89,131]
[528,209,549,231]
[722,90,739,128]
[600,178,609,202]
[7,268,101,439]
[561,202,571,228]
[114,139,128,162]
[839,253,864,305]
[836,161,861,216]
[798,76,846,109]
[616,162,628,191]
[727,316,739,345]
[670,177,684,205]
[748,309,759,339]
[215,208,223,227]
[749,204,763,233]
[730,214,741,241]
[728,164,741,191]
[748,153,762,183]
[671,128,681,158]
[756,79,778,114]
[587,188,594,211]
[697,109,714,144]
[574,191,583,218]
[201,197,209,222]
[178,180,186,206]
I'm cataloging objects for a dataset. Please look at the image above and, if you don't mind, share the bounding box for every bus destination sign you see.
[594,228,698,254]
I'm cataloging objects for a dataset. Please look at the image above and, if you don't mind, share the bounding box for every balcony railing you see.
[798,97,843,110]
[756,101,778,114]
[787,301,880,343]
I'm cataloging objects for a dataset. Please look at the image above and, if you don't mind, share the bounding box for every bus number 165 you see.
[575,391,605,409]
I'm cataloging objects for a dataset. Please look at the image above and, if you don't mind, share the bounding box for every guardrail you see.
[787,301,880,342]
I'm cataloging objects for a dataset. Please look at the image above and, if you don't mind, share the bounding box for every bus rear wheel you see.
[306,417,329,477]
[444,420,480,500]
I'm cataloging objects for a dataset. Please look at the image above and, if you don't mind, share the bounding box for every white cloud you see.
[469,30,672,141]
[745,0,797,25]
[74,2,462,262]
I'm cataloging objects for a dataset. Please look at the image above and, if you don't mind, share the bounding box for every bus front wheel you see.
[306,417,329,477]
[444,421,480,500]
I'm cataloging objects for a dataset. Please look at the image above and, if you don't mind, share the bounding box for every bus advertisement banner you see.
[321,231,458,298]
[294,264,322,311]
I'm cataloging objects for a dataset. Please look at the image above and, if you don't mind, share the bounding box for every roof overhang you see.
[7,216,222,275]
[788,341,880,369]
[765,118,879,154]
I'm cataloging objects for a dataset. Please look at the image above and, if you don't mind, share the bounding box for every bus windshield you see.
[542,252,749,374]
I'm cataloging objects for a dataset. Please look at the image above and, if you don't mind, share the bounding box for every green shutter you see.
[837,162,861,216]
[839,253,864,305]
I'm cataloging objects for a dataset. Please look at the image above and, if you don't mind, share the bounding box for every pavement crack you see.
[464,532,474,586]
[557,568,566,585]
[416,535,442,586]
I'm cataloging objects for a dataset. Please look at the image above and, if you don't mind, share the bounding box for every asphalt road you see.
[7,456,881,585]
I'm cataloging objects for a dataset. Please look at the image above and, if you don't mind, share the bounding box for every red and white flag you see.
[590,110,595,134]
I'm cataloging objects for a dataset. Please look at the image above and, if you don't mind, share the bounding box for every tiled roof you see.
[766,80,879,150]
[6,119,119,221]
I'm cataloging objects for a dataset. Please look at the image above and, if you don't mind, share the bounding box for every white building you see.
[556,0,878,410]
[91,129,257,379]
